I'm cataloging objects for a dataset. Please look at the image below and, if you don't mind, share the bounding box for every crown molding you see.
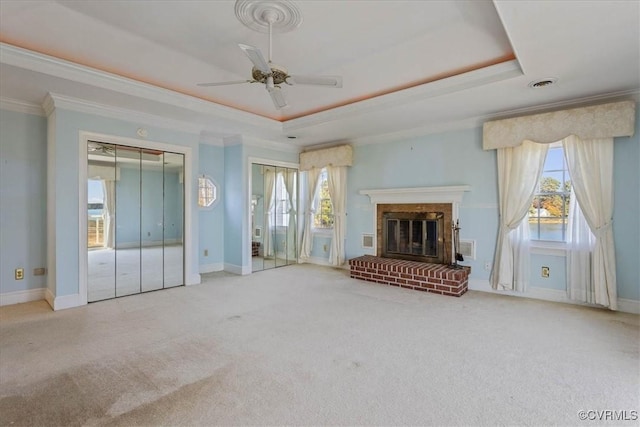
[44,92,203,135]
[240,135,301,153]
[282,59,523,133]
[199,131,225,147]
[0,97,45,116]
[0,43,279,130]
[346,89,640,148]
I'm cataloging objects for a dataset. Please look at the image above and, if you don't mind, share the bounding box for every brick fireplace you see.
[350,186,470,297]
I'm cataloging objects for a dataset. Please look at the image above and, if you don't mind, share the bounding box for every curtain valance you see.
[483,100,635,150]
[299,144,352,171]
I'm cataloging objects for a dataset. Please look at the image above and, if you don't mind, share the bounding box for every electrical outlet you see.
[323,244,328,252]
[204,249,208,257]
[484,261,491,271]
[147,231,151,237]
[541,266,550,278]
[15,268,24,280]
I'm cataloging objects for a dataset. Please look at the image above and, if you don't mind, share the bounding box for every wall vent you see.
[362,233,374,249]
[458,239,476,259]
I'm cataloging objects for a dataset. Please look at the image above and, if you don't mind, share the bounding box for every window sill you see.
[530,240,567,257]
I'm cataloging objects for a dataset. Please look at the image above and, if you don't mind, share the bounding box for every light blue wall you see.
[199,143,225,267]
[344,116,640,302]
[612,125,639,300]
[51,109,200,297]
[224,144,245,268]
[0,109,47,294]
[346,127,499,280]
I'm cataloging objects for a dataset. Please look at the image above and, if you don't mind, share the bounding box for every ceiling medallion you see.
[235,0,303,34]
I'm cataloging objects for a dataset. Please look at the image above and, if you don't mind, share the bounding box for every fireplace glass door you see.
[383,212,444,263]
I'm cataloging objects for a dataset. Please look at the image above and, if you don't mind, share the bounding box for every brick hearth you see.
[349,255,469,297]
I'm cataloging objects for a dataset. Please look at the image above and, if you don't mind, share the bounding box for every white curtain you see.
[563,136,617,310]
[566,187,596,303]
[326,165,347,266]
[263,168,276,258]
[491,141,548,291]
[283,169,297,259]
[102,180,116,249]
[300,168,322,260]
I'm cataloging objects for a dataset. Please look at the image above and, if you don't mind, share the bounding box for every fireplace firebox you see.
[376,203,453,265]
[382,212,444,264]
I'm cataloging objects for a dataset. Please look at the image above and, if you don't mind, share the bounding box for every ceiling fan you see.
[197,2,342,110]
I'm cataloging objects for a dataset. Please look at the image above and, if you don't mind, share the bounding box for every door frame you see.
[79,131,194,304]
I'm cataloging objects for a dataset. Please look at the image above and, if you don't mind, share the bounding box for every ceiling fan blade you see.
[238,43,271,75]
[288,75,343,88]
[197,80,251,87]
[267,86,288,110]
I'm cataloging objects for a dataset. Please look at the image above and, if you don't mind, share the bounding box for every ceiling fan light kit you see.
[197,0,343,110]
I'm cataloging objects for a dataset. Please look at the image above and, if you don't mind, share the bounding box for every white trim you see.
[530,241,568,257]
[188,273,202,285]
[468,279,640,314]
[224,263,251,275]
[248,157,300,169]
[78,130,195,303]
[0,288,47,306]
[1,44,277,130]
[45,289,83,311]
[200,262,224,274]
[45,93,202,135]
[300,256,333,267]
[617,298,640,315]
[283,60,522,133]
[0,97,45,116]
[360,186,471,205]
[242,135,301,154]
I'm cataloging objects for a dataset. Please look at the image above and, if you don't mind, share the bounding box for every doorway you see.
[251,163,298,272]
[86,141,185,302]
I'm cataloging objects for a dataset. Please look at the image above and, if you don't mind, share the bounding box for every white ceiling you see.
[0,0,638,147]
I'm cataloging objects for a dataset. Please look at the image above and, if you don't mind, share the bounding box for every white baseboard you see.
[0,288,46,306]
[469,279,640,314]
[186,273,201,286]
[224,263,251,275]
[302,256,332,267]
[200,262,224,274]
[45,288,84,311]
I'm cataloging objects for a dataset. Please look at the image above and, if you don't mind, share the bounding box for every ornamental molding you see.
[359,185,471,205]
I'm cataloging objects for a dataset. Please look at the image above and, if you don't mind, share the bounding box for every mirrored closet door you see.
[87,142,184,302]
[251,163,298,273]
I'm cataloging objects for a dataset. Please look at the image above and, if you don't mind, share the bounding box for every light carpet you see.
[0,264,638,426]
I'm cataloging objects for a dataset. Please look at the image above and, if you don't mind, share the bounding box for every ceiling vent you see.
[528,78,557,89]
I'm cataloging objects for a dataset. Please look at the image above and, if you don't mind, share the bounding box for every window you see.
[313,168,334,229]
[529,144,571,241]
[198,176,218,208]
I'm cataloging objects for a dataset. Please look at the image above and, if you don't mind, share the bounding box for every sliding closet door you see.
[115,146,142,297]
[87,143,116,302]
[141,152,164,292]
[251,164,265,272]
[87,143,186,301]
[164,152,184,288]
[251,163,298,272]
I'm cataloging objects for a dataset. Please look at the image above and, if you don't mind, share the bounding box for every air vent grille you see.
[458,239,476,259]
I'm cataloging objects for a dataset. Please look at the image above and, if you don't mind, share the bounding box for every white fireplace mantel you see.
[359,185,471,205]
